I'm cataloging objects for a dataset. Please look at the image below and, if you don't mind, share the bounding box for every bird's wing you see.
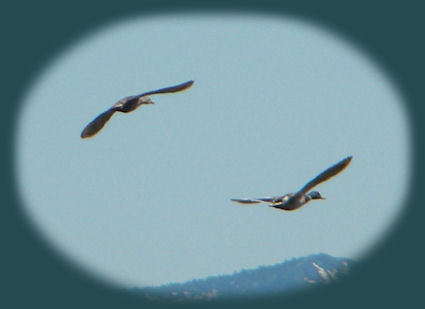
[231,198,261,204]
[80,108,116,138]
[231,196,281,205]
[256,196,285,204]
[136,80,194,97]
[231,198,263,204]
[296,156,353,195]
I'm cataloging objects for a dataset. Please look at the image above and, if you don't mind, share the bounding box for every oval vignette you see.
[14,13,411,301]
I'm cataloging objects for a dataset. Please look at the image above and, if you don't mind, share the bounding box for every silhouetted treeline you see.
[133,253,355,302]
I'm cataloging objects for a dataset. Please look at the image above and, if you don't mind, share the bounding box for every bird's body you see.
[113,95,151,113]
[81,80,194,138]
[231,156,352,211]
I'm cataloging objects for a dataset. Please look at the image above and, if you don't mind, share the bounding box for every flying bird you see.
[80,80,194,138]
[231,156,352,211]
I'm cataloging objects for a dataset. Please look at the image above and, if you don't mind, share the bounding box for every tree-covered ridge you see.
[133,253,355,302]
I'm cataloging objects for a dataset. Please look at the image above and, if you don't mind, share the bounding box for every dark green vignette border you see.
[2,1,424,308]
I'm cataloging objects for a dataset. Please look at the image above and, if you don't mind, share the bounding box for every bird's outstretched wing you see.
[296,156,353,195]
[230,198,262,204]
[80,108,116,138]
[231,196,282,205]
[136,80,194,97]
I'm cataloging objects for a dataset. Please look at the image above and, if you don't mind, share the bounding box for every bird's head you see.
[308,191,325,200]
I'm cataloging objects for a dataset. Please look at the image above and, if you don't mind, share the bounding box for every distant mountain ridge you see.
[133,253,355,302]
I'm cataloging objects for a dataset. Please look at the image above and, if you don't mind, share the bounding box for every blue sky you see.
[15,13,410,288]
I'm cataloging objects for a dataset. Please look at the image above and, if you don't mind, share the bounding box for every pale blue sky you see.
[15,14,410,288]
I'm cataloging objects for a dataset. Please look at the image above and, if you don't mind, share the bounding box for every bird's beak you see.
[321,197,326,200]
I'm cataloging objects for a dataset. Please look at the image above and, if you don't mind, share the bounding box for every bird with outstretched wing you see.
[231,156,352,211]
[80,80,194,138]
